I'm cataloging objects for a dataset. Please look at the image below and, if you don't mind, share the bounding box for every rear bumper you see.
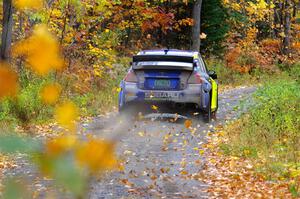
[121,82,202,107]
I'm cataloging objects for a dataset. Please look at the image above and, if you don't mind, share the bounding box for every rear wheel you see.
[211,110,217,120]
[204,96,212,123]
[204,93,217,123]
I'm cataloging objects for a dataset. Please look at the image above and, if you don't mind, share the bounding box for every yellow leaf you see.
[290,169,300,178]
[13,25,64,75]
[118,162,125,172]
[200,33,207,39]
[279,32,286,38]
[116,87,121,93]
[184,120,192,129]
[75,139,117,172]
[138,131,145,137]
[183,140,187,146]
[180,170,188,175]
[0,63,18,99]
[257,0,267,9]
[40,83,61,105]
[55,101,78,131]
[199,150,205,155]
[243,149,250,156]
[151,105,158,110]
[45,135,78,157]
[14,0,43,10]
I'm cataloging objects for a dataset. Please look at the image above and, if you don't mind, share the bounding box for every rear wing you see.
[133,55,194,63]
[132,55,194,71]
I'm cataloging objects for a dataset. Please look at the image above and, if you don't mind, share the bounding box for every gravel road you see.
[3,86,257,199]
[88,86,257,199]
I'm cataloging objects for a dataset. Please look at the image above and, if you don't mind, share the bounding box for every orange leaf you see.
[0,63,18,100]
[40,83,61,105]
[184,120,192,129]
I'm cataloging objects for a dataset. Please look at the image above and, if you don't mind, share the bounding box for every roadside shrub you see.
[208,59,281,86]
[224,79,300,181]
[225,46,271,73]
[0,75,54,125]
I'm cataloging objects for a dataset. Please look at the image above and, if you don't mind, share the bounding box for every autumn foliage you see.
[0,0,299,197]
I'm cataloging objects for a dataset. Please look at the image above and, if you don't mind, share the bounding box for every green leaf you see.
[2,178,30,199]
[53,156,87,197]
[289,184,299,198]
[0,134,40,154]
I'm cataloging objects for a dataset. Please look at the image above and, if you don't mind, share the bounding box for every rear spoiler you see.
[133,55,194,63]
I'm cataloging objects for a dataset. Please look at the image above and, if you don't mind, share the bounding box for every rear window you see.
[132,55,194,71]
[132,61,193,70]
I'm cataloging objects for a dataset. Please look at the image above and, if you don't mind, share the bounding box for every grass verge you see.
[220,76,300,196]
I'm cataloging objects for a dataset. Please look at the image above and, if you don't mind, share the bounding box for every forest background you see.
[0,0,299,198]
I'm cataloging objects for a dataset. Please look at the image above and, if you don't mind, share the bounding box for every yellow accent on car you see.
[210,78,218,111]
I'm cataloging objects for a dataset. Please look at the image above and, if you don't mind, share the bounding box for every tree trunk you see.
[273,2,282,38]
[1,0,13,60]
[292,0,297,17]
[191,0,202,52]
[283,0,291,55]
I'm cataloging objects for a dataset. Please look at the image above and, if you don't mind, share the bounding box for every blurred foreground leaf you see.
[52,156,87,197]
[13,25,64,75]
[14,0,43,10]
[40,83,62,105]
[3,178,30,199]
[0,63,18,100]
[0,134,40,154]
[75,139,117,173]
[55,101,79,131]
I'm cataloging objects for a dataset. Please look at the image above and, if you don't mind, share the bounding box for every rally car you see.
[118,49,218,122]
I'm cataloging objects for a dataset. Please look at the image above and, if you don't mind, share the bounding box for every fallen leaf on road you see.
[180,170,188,175]
[151,105,158,111]
[184,120,192,129]
[120,179,134,188]
[138,131,145,137]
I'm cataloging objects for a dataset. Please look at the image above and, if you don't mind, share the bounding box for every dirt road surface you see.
[88,86,256,199]
[3,86,257,199]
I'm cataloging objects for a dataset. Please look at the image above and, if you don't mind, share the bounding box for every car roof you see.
[137,49,199,57]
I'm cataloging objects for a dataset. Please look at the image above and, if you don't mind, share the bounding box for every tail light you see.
[188,72,203,84]
[124,70,138,82]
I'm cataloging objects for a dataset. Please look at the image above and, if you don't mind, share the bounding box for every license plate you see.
[145,92,179,99]
[154,79,171,88]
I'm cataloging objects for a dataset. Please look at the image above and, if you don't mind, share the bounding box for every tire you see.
[204,93,212,123]
[118,103,137,120]
[211,110,217,120]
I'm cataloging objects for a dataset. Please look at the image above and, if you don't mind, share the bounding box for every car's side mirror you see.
[129,61,133,66]
[208,70,217,79]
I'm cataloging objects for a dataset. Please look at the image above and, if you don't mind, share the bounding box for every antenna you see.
[164,49,169,55]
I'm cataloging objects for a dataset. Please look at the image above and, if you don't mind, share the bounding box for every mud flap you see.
[118,81,126,111]
[210,78,218,112]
